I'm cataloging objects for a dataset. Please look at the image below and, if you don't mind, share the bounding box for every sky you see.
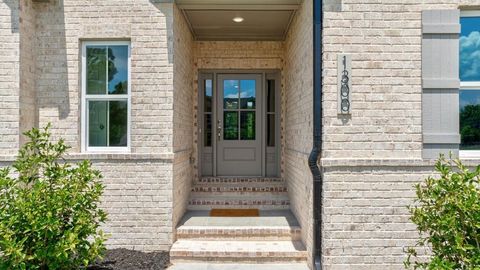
[460,17,480,82]
[108,46,129,93]
[460,17,480,109]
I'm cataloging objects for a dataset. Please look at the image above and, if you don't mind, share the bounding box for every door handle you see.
[217,120,222,140]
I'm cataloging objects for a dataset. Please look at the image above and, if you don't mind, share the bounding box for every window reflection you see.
[86,45,129,95]
[460,90,480,150]
[108,46,129,95]
[460,17,480,82]
[240,80,256,109]
[224,111,239,140]
[204,114,212,147]
[86,47,107,94]
[224,80,239,109]
[205,79,213,112]
[241,112,255,140]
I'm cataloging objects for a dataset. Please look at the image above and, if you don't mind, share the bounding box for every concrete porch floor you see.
[178,210,300,227]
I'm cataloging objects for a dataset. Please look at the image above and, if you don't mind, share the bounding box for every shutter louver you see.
[422,10,461,159]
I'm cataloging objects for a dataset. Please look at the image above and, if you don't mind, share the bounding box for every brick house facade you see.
[0,0,479,269]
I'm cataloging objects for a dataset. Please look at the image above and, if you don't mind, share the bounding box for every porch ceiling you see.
[176,0,302,41]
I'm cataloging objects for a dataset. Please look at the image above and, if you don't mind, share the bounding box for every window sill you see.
[68,152,174,161]
[459,150,480,159]
[0,152,174,162]
[85,147,130,153]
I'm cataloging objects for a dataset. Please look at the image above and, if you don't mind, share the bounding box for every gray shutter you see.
[422,10,461,159]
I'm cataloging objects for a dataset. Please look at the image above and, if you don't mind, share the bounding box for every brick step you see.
[192,185,288,195]
[176,210,301,240]
[176,225,301,241]
[191,183,288,193]
[197,177,283,184]
[170,240,307,263]
[187,194,290,210]
[187,201,290,210]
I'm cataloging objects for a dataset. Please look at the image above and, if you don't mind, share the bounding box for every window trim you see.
[81,41,132,153]
[459,11,480,158]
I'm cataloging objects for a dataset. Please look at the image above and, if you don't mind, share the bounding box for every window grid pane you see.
[224,111,239,140]
[108,100,128,146]
[240,111,255,140]
[460,90,480,150]
[108,46,129,95]
[88,101,108,146]
[86,46,107,95]
[204,113,212,147]
[460,16,480,82]
[88,99,128,147]
[460,16,480,152]
[204,79,213,113]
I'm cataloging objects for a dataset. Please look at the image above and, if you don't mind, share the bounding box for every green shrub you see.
[405,155,480,270]
[0,125,107,270]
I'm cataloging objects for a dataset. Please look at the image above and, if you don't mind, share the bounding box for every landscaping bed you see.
[87,249,170,270]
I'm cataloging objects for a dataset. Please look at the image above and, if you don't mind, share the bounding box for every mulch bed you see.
[87,249,170,270]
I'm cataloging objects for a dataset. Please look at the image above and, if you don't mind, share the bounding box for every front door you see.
[216,74,262,176]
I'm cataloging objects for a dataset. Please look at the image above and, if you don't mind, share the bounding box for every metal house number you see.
[338,54,352,115]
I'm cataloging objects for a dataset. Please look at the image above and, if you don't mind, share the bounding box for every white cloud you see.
[460,31,480,80]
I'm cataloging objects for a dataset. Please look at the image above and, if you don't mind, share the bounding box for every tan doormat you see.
[210,209,260,217]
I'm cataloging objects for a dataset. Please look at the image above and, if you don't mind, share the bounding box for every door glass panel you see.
[224,80,239,109]
[88,101,108,146]
[108,46,129,95]
[224,111,239,140]
[267,80,275,112]
[240,80,256,109]
[240,112,255,140]
[205,79,213,112]
[86,46,107,95]
[109,100,128,146]
[204,114,212,146]
[267,114,275,146]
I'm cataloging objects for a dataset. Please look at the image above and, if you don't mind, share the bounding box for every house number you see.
[338,54,352,115]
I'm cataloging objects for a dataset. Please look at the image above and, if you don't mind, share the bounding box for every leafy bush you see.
[405,156,480,270]
[0,125,107,270]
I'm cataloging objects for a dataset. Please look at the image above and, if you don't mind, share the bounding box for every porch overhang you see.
[173,0,302,41]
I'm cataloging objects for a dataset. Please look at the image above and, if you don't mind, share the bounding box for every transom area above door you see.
[198,71,280,177]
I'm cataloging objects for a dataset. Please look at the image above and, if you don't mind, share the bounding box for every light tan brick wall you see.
[321,162,432,270]
[0,0,20,154]
[172,5,194,233]
[92,157,174,251]
[283,0,315,268]
[19,0,37,145]
[34,0,174,154]
[320,1,480,269]
[322,1,472,159]
[29,0,177,252]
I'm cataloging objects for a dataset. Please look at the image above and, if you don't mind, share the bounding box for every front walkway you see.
[168,263,309,270]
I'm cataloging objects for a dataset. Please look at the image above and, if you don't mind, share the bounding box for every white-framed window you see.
[459,11,480,158]
[81,41,131,152]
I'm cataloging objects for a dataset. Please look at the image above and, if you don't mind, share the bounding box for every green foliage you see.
[460,105,480,149]
[405,155,480,270]
[0,125,107,270]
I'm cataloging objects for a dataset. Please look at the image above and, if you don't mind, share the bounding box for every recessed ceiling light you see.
[233,17,244,23]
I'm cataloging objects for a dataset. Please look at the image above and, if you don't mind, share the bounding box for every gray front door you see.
[217,74,263,176]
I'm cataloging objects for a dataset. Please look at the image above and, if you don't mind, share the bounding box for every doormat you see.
[210,209,260,217]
